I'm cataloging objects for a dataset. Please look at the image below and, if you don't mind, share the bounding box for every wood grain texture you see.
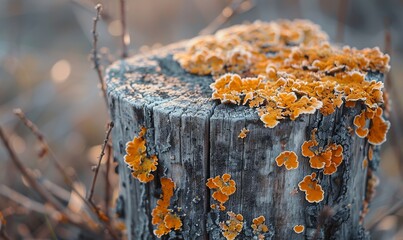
[106,43,382,240]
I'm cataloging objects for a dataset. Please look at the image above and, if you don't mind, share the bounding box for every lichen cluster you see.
[174,20,390,131]
[151,177,182,238]
[124,127,158,183]
[175,19,390,206]
[251,216,269,240]
[220,212,244,240]
[124,128,182,238]
[206,173,236,211]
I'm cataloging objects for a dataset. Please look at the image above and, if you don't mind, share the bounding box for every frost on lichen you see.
[152,177,182,238]
[124,127,158,183]
[174,20,390,134]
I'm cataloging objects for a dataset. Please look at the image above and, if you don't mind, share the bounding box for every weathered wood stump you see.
[106,21,389,240]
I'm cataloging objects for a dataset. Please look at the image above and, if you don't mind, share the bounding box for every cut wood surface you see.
[106,43,382,239]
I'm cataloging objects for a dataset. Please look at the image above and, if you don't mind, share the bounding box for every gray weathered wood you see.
[106,43,382,240]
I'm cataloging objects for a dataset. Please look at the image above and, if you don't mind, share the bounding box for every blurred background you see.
[0,0,402,239]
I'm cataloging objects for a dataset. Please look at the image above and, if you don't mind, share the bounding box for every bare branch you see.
[199,0,255,35]
[119,0,128,58]
[0,126,65,213]
[104,145,112,218]
[0,126,93,232]
[91,4,108,106]
[13,109,77,185]
[336,0,348,43]
[87,121,114,203]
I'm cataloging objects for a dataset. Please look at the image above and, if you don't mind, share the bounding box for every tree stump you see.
[106,21,389,240]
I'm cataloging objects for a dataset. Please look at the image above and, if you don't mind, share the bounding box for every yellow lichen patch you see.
[300,129,343,174]
[354,107,390,145]
[323,144,344,175]
[298,173,324,203]
[275,151,299,170]
[124,127,158,183]
[309,149,332,169]
[238,128,250,139]
[354,110,369,138]
[152,178,182,238]
[367,108,390,145]
[251,216,269,240]
[293,225,305,234]
[206,173,236,210]
[220,212,244,240]
[174,20,390,129]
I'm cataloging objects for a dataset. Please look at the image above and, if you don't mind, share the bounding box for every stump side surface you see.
[106,44,380,240]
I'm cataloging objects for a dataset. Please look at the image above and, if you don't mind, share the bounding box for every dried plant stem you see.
[0,127,65,212]
[91,4,108,106]
[0,126,91,232]
[104,145,112,218]
[13,109,77,188]
[382,22,403,179]
[0,185,58,217]
[199,0,254,35]
[336,0,348,43]
[87,122,114,203]
[119,0,128,58]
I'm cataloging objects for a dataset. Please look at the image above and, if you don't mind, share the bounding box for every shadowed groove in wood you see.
[106,43,383,240]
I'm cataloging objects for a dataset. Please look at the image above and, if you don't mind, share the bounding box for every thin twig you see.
[199,0,255,35]
[91,4,108,106]
[13,109,78,186]
[336,0,348,43]
[366,197,403,229]
[87,122,114,203]
[0,185,57,218]
[71,0,113,22]
[13,108,97,211]
[0,126,65,213]
[104,145,112,218]
[382,20,403,178]
[119,0,128,58]
[0,127,95,232]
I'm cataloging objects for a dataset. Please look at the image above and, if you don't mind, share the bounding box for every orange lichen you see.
[206,173,236,210]
[220,212,244,240]
[124,127,158,183]
[275,151,299,170]
[152,177,182,238]
[293,225,305,234]
[298,173,324,203]
[174,20,390,129]
[238,128,250,139]
[301,129,343,174]
[323,144,344,175]
[354,110,369,138]
[251,216,269,240]
[353,107,390,145]
[367,108,390,145]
